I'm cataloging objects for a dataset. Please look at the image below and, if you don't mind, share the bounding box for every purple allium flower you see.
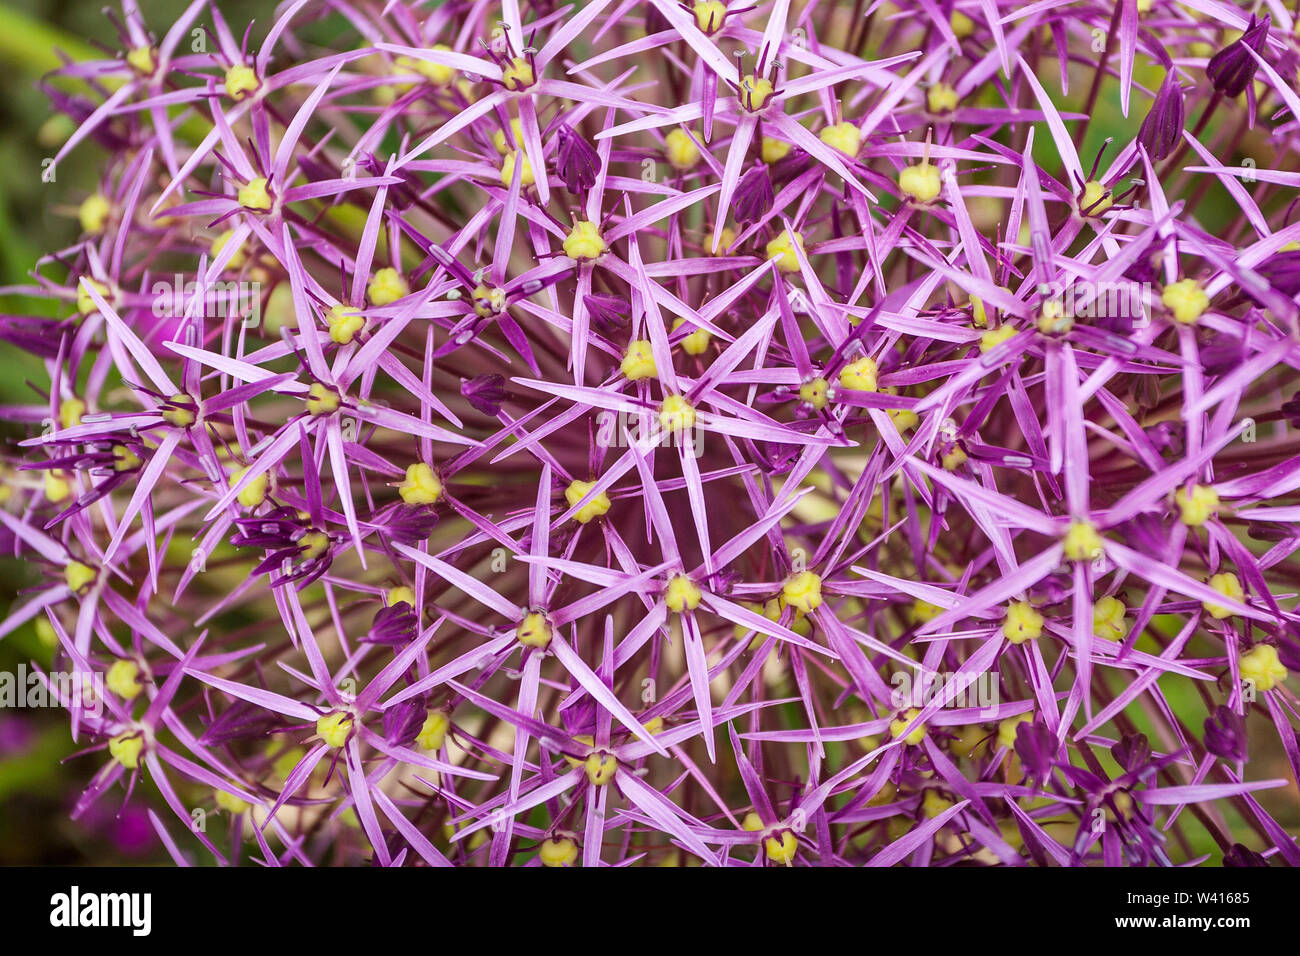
[1258,250,1300,299]
[1205,15,1271,98]
[582,293,631,335]
[460,374,510,417]
[364,602,419,646]
[1137,76,1184,161]
[1204,706,1247,763]
[2,0,1299,869]
[1223,843,1270,867]
[556,124,601,195]
[1013,721,1060,784]
[733,165,774,226]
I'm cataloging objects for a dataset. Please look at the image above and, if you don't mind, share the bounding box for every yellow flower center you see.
[838,355,879,391]
[664,574,703,613]
[979,324,1018,353]
[693,0,728,33]
[500,150,536,188]
[950,10,975,37]
[1036,297,1072,335]
[899,161,943,203]
[111,444,140,472]
[272,746,305,779]
[45,470,72,504]
[224,64,259,100]
[890,708,927,746]
[64,560,97,594]
[565,479,612,524]
[398,462,443,506]
[212,229,246,269]
[316,712,353,748]
[538,836,578,867]
[230,465,269,508]
[77,278,111,316]
[910,599,941,625]
[306,383,341,416]
[818,121,861,157]
[891,408,919,432]
[215,790,249,814]
[472,283,507,316]
[941,446,968,470]
[922,790,954,818]
[501,57,536,92]
[753,594,812,637]
[765,229,805,273]
[1063,521,1104,562]
[798,377,830,410]
[738,74,775,111]
[237,177,273,211]
[671,317,711,355]
[1161,278,1210,324]
[79,193,112,235]
[299,531,331,560]
[665,128,702,170]
[1079,180,1112,216]
[1002,601,1045,644]
[60,398,86,431]
[620,340,658,380]
[492,118,525,154]
[106,659,141,699]
[764,829,799,863]
[34,619,56,648]
[563,220,606,260]
[126,46,156,76]
[659,393,697,432]
[517,611,553,648]
[584,751,618,785]
[326,305,365,345]
[761,136,791,164]
[387,585,417,607]
[394,48,455,86]
[367,267,408,306]
[417,711,450,751]
[1239,644,1288,692]
[109,733,144,770]
[997,713,1032,749]
[1176,484,1219,526]
[927,82,960,114]
[1092,595,1129,641]
[782,570,823,614]
[1203,572,1244,620]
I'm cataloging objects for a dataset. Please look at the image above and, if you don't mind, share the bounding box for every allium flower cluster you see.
[3,0,1300,866]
